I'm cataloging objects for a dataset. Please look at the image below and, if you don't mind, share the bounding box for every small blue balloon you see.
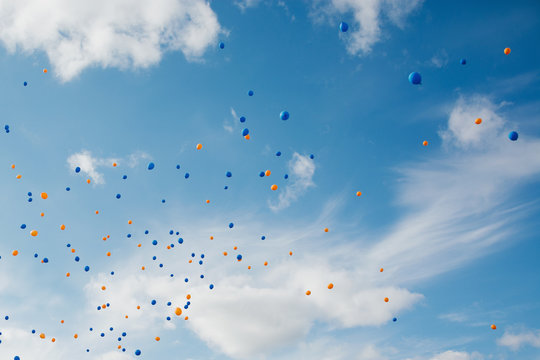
[66,187,70,191]
[261,236,266,240]
[145,230,149,234]
[178,237,184,244]
[161,199,166,203]
[284,174,289,179]
[508,131,519,141]
[23,81,27,86]
[152,240,158,245]
[229,222,234,229]
[28,198,32,202]
[20,224,26,229]
[460,58,467,65]
[240,116,246,123]
[43,258,48,263]
[75,166,81,173]
[393,317,397,322]
[219,42,225,49]
[135,349,141,356]
[237,254,242,261]
[242,128,249,136]
[248,90,254,96]
[84,265,90,272]
[116,194,121,199]
[310,154,314,159]
[259,171,265,177]
[151,300,156,305]
[176,164,180,169]
[27,192,32,196]
[122,175,127,179]
[185,173,190,179]
[224,186,228,189]
[226,171,232,177]
[339,21,348,32]
[276,151,281,156]
[408,72,422,85]
[280,111,290,120]
[148,162,155,170]
[209,284,214,290]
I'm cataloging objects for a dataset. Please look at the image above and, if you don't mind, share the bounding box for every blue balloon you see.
[259,171,265,177]
[122,175,127,179]
[226,171,232,177]
[176,164,180,169]
[148,162,155,170]
[185,173,190,179]
[75,166,81,173]
[27,192,32,196]
[28,198,32,202]
[276,151,281,156]
[242,128,249,136]
[151,300,156,305]
[43,258,48,263]
[84,265,90,272]
[460,58,467,65]
[284,174,289,179]
[185,278,189,282]
[240,116,246,123]
[280,111,289,120]
[248,90,254,96]
[219,42,225,49]
[116,194,121,199]
[152,240,158,245]
[135,349,141,356]
[339,22,348,32]
[66,187,70,191]
[224,185,228,189]
[393,317,397,322]
[145,230,149,234]
[237,254,242,261]
[310,154,314,159]
[15,356,20,360]
[23,81,27,86]
[261,236,266,240]
[34,253,38,258]
[229,222,234,228]
[161,199,166,203]
[209,284,214,290]
[408,72,422,85]
[75,256,80,262]
[508,131,519,141]
[178,238,184,244]
[20,224,26,229]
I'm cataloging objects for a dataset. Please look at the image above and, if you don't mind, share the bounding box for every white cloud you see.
[269,153,316,211]
[67,150,150,184]
[311,0,423,55]
[439,312,468,323]
[0,0,222,81]
[235,0,262,12]
[498,329,540,350]
[439,95,508,149]
[429,350,483,360]
[430,49,449,68]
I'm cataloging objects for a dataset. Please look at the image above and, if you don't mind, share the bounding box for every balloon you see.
[20,224,26,229]
[324,228,329,232]
[226,171,232,177]
[242,128,249,136]
[152,240,158,245]
[460,58,466,65]
[209,284,214,289]
[310,154,314,159]
[122,175,127,179]
[135,349,141,356]
[84,266,90,272]
[339,21,348,32]
[380,268,384,272]
[408,72,422,85]
[491,324,496,330]
[176,165,180,169]
[41,192,48,199]
[393,317,397,322]
[248,90,254,96]
[240,116,246,123]
[306,290,311,296]
[30,230,38,237]
[229,222,234,228]
[75,166,81,173]
[151,299,156,305]
[422,140,428,146]
[276,151,281,156]
[261,236,266,240]
[185,173,190,179]
[24,82,27,86]
[12,250,18,256]
[219,42,225,49]
[384,297,389,302]
[237,254,242,261]
[327,283,334,289]
[508,131,518,141]
[265,170,271,176]
[116,194,121,199]
[196,143,202,150]
[504,47,511,55]
[284,174,288,179]
[259,171,265,177]
[356,191,362,196]
[148,162,155,170]
[280,111,289,120]
[271,184,278,191]
[475,118,482,124]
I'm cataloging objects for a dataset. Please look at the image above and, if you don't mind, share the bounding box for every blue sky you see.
[0,0,539,359]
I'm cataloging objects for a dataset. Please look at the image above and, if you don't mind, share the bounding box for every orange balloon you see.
[41,192,48,199]
[128,220,132,224]
[155,337,161,341]
[113,162,117,167]
[30,230,38,237]
[289,251,293,256]
[16,174,21,179]
[271,184,278,191]
[504,47,511,55]
[51,338,56,343]
[106,252,111,256]
[475,118,482,125]
[196,143,202,150]
[184,316,189,320]
[265,170,271,176]
[233,246,238,250]
[306,290,311,296]
[71,249,75,253]
[11,164,15,169]
[264,261,268,266]
[137,305,141,310]
[43,68,48,73]
[101,286,106,290]
[324,228,329,232]
[87,179,91,184]
[137,244,141,247]
[74,334,78,339]
[95,210,99,214]
[175,307,182,316]
[186,294,191,300]
[491,324,497,330]
[384,297,389,302]
[61,320,64,324]
[12,250,19,256]
[40,212,44,217]
[60,224,66,230]
[248,266,252,269]
[66,272,70,277]
[206,199,210,204]
[328,283,334,289]
[210,236,214,240]
[356,191,362,196]
[380,268,384,272]
[223,251,228,256]
[422,140,428,146]
[40,333,45,339]
[245,134,250,140]
[141,266,145,270]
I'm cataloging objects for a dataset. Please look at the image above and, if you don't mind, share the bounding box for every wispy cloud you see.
[0,0,222,81]
[429,350,484,360]
[235,0,262,12]
[310,0,424,56]
[269,153,316,211]
[430,49,449,68]
[498,329,540,350]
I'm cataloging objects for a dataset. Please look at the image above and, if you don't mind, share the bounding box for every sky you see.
[0,0,539,359]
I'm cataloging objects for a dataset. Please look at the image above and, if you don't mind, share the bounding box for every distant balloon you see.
[504,47,511,55]
[229,222,234,228]
[276,151,281,156]
[310,154,314,159]
[148,162,155,170]
[209,284,214,290]
[393,317,397,322]
[135,349,141,356]
[408,72,422,85]
[185,173,190,179]
[219,42,225,49]
[240,116,246,123]
[75,166,81,173]
[491,324,497,330]
[196,143,202,150]
[356,191,362,197]
[23,82,27,86]
[41,192,48,199]
[384,297,389,302]
[508,131,518,141]
[284,174,289,179]
[460,58,466,65]
[271,184,278,191]
[475,118,482,125]
[237,254,242,261]
[226,171,232,177]
[259,171,265,177]
[30,230,38,237]
[327,283,334,289]
[280,111,290,121]
[242,128,249,136]
[248,90,254,96]
[339,21,348,32]
[116,194,121,199]
[422,140,428,146]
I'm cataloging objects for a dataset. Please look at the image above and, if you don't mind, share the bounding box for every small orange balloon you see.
[51,338,56,343]
[188,260,192,263]
[248,266,251,269]
[328,283,334,289]
[74,334,78,339]
[137,305,141,310]
[155,337,161,341]
[113,162,117,167]
[223,251,228,256]
[87,179,91,184]
[475,118,482,125]
[184,316,189,320]
[101,286,106,290]
[306,290,311,296]
[206,199,210,204]
[106,252,111,256]
[380,268,384,272]
[128,220,132,224]
[289,251,293,256]
[422,140,428,146]
[16,174,21,179]
[12,250,19,256]
[504,47,511,55]
[141,266,145,270]
[40,333,45,339]
[186,294,191,300]
[271,184,278,191]
[356,191,362,196]
[66,272,70,277]
[41,192,48,199]
[196,143,202,150]
[324,228,329,232]
[384,297,389,302]
[265,170,271,176]
[43,68,48,73]
[40,212,44,217]
[491,324,497,330]
[11,164,15,169]
[61,320,64,324]
[60,224,66,230]
[71,249,75,253]
[210,236,214,240]
[233,246,237,250]
[264,261,268,266]
[137,244,141,247]
[30,230,38,237]
[95,210,99,214]
[245,134,250,140]
[175,307,182,316]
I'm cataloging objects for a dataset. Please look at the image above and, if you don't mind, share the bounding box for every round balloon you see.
[408,72,422,85]
[339,22,348,32]
[280,111,289,121]
[508,131,518,141]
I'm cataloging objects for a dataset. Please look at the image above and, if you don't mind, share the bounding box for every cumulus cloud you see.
[269,153,316,211]
[498,329,540,350]
[0,0,222,81]
[311,0,423,55]
[67,150,150,184]
[439,95,508,149]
